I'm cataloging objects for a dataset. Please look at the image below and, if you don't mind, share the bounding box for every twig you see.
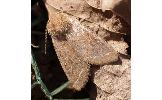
[51,81,69,96]
[32,81,39,89]
[31,50,52,99]
[31,50,69,100]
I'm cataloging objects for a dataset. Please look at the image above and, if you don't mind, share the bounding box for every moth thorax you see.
[46,13,72,37]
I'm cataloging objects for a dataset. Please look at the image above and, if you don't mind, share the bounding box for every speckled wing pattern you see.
[67,17,119,65]
[46,3,118,90]
[52,36,90,91]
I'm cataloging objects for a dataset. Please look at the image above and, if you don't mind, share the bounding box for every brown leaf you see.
[91,55,131,99]
[44,0,130,34]
[85,0,131,25]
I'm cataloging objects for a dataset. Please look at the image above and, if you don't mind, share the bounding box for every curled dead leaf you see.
[91,55,131,99]
[85,0,131,25]
[44,0,130,34]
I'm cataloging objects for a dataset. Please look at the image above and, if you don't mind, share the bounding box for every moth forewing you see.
[46,3,119,91]
[46,4,90,91]
[67,18,119,65]
[52,37,90,91]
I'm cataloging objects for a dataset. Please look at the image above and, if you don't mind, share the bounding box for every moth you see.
[45,3,119,91]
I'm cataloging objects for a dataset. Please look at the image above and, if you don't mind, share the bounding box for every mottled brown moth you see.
[45,3,118,91]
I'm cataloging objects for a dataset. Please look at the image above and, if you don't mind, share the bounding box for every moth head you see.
[46,13,72,38]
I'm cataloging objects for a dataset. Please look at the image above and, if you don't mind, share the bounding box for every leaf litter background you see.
[31,0,131,100]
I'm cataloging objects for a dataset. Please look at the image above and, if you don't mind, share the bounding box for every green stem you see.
[31,81,39,89]
[31,50,83,100]
[51,81,69,96]
[31,50,52,99]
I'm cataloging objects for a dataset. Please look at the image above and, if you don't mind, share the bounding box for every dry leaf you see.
[94,86,131,100]
[44,0,130,34]
[91,55,131,99]
[85,0,131,25]
[85,0,122,11]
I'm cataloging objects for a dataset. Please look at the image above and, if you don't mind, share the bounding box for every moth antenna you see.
[44,29,48,55]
